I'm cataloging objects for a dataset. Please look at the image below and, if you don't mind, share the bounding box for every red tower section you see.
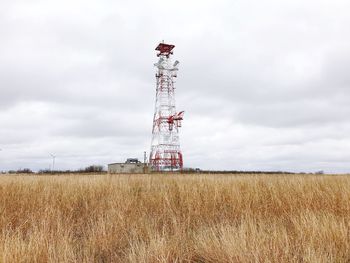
[155,43,175,57]
[149,42,184,171]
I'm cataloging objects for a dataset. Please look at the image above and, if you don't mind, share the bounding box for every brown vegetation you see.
[0,173,349,262]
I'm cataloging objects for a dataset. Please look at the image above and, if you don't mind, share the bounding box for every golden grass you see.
[0,173,349,262]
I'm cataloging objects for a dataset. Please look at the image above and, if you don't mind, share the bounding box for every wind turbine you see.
[50,154,56,172]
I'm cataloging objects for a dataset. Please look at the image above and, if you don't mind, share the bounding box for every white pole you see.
[50,154,56,172]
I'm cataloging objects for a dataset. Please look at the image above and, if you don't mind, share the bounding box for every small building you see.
[108,158,148,174]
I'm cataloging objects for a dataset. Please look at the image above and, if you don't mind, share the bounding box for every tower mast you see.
[149,42,184,171]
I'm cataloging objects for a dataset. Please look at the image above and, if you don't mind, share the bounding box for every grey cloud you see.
[1,0,350,173]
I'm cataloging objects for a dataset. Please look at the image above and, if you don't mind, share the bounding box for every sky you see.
[0,0,350,173]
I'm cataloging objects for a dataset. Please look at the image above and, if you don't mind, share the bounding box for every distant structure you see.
[108,158,147,174]
[149,42,184,171]
[50,153,56,171]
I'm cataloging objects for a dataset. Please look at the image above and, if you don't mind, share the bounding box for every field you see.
[0,173,349,262]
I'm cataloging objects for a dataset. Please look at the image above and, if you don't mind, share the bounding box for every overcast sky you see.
[0,0,349,173]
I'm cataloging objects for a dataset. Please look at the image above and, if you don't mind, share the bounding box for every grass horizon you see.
[0,173,349,262]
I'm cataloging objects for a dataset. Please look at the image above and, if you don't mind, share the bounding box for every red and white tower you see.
[149,42,184,171]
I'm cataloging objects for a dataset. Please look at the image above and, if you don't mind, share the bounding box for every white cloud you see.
[0,0,349,173]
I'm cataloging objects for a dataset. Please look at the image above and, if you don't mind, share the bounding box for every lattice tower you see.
[149,42,184,171]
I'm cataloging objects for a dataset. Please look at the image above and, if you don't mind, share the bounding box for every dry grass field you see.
[0,173,349,262]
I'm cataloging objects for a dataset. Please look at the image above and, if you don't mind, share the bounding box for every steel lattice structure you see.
[149,42,184,171]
